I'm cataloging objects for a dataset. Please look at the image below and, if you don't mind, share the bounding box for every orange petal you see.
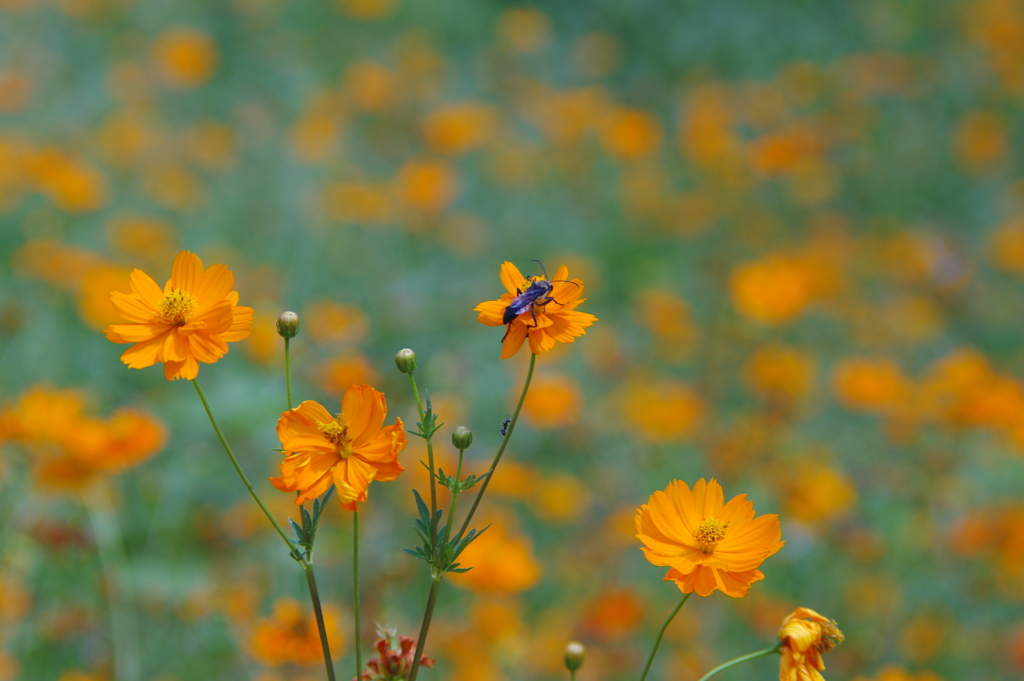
[194,263,234,308]
[120,334,169,369]
[105,323,165,343]
[500,321,528,359]
[220,305,254,342]
[168,251,204,293]
[129,269,165,308]
[499,261,527,295]
[475,299,509,327]
[111,291,157,323]
[342,385,387,448]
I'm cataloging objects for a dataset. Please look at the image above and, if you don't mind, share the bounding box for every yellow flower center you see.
[693,517,729,552]
[816,620,844,653]
[318,417,353,457]
[158,289,199,326]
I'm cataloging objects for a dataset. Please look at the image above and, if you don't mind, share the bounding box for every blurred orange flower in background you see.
[475,261,597,359]
[0,385,165,491]
[635,479,784,598]
[520,373,583,429]
[249,596,343,668]
[153,28,218,89]
[271,385,407,507]
[620,379,703,442]
[449,521,542,594]
[730,252,820,325]
[778,607,844,681]
[832,357,912,413]
[104,251,254,380]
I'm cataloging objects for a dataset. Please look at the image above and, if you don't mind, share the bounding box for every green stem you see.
[409,354,537,681]
[694,645,781,681]
[284,336,294,410]
[407,576,442,681]
[191,379,295,554]
[570,671,576,681]
[408,373,439,548]
[302,563,338,681]
[456,352,536,540]
[353,509,362,678]
[638,593,691,681]
[84,481,140,681]
[441,448,465,549]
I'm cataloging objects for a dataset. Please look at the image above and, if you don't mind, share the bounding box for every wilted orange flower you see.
[778,607,844,681]
[270,385,407,508]
[475,261,597,359]
[103,251,254,380]
[635,479,784,598]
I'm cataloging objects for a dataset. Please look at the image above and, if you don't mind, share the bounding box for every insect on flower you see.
[501,260,580,341]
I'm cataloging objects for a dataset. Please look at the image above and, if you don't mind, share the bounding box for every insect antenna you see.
[531,259,549,280]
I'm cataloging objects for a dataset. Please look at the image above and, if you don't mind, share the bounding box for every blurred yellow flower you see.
[496,8,552,53]
[104,251,254,380]
[778,607,844,681]
[599,107,663,160]
[636,479,784,598]
[153,28,218,89]
[779,459,857,524]
[954,110,1008,174]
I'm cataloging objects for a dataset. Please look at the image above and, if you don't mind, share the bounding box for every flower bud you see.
[276,311,300,339]
[564,641,585,672]
[395,348,418,373]
[452,426,473,450]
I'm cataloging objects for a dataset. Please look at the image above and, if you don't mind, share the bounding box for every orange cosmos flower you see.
[475,261,597,359]
[270,384,407,508]
[635,478,784,598]
[103,251,254,380]
[778,607,844,681]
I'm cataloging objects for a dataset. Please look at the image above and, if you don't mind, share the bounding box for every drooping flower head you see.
[778,607,844,681]
[104,251,254,380]
[635,478,784,598]
[355,625,434,681]
[271,384,407,508]
[475,261,597,359]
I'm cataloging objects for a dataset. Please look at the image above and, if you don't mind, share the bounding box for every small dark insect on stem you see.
[499,415,511,437]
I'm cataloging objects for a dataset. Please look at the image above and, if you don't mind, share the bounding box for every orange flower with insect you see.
[475,260,597,359]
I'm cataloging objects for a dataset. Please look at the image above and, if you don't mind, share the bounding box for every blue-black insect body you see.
[502,277,554,325]
[499,416,511,436]
[500,261,579,341]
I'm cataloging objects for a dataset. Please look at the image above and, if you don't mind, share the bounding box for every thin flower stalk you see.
[695,645,781,681]
[638,593,690,681]
[407,372,439,545]
[456,351,536,539]
[285,336,294,410]
[192,378,337,681]
[408,353,536,681]
[354,509,362,678]
[84,481,140,681]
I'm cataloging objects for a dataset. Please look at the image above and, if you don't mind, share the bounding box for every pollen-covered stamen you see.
[693,517,729,553]
[157,289,199,326]
[318,417,353,457]
[816,620,845,653]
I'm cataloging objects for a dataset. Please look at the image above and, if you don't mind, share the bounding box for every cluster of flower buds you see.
[355,627,434,681]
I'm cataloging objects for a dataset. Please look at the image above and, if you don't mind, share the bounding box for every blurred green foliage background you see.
[2,0,1024,680]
